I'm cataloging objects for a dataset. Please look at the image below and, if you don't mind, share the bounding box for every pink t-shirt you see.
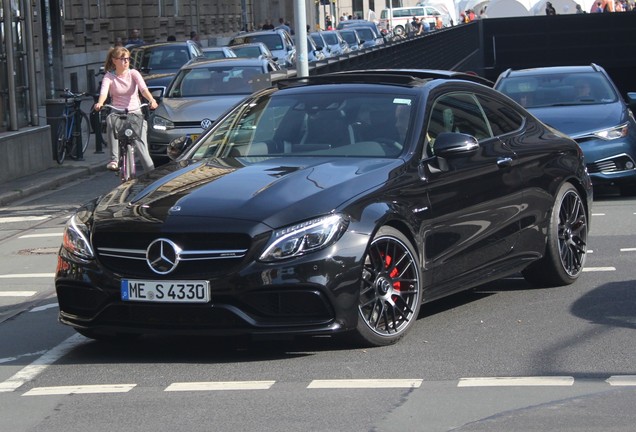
[100,69,148,111]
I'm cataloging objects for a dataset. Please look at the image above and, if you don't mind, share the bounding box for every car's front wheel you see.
[351,226,422,347]
[523,183,588,287]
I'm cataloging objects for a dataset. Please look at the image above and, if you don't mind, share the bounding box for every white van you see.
[379,6,449,36]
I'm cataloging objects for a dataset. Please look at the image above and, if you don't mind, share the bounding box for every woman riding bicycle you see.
[93,46,157,172]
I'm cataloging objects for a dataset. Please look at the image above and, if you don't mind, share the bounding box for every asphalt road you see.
[0,172,635,432]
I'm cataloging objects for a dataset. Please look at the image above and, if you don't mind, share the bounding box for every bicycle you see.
[55,88,91,164]
[103,104,147,182]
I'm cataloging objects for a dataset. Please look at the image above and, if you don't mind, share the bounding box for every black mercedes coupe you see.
[56,70,592,346]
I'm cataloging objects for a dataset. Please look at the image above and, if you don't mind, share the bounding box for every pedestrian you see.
[113,37,124,47]
[93,46,157,173]
[125,28,144,46]
[276,18,291,34]
[545,2,557,14]
[262,19,274,30]
[575,3,585,13]
[189,31,202,48]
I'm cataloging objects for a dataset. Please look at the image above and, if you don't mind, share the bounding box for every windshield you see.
[168,65,268,97]
[497,72,618,108]
[340,31,357,45]
[191,91,415,159]
[322,33,339,44]
[245,34,284,51]
[355,28,375,40]
[232,46,262,58]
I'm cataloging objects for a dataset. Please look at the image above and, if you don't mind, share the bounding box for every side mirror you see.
[434,132,479,158]
[167,135,193,160]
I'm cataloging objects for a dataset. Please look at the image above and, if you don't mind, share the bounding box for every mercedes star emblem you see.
[146,238,181,275]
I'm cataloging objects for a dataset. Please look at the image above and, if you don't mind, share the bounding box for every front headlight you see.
[152,115,175,131]
[62,213,94,260]
[259,214,349,262]
[593,123,628,140]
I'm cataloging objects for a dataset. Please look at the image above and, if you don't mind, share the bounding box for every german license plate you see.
[121,280,210,303]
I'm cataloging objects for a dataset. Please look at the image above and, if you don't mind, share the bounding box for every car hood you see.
[528,102,626,137]
[93,157,401,230]
[155,96,248,122]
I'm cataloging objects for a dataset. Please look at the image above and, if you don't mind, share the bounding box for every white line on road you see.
[620,248,636,252]
[457,376,575,387]
[165,381,276,391]
[0,291,36,297]
[0,350,47,365]
[0,334,84,393]
[29,303,59,312]
[607,376,636,386]
[582,267,616,272]
[591,213,605,216]
[0,215,51,224]
[23,384,136,396]
[19,233,62,238]
[307,379,423,389]
[0,273,55,279]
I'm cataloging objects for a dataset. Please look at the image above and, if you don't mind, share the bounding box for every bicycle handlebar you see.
[57,88,89,99]
[102,103,149,114]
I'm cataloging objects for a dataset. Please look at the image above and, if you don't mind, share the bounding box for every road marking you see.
[29,303,59,312]
[0,334,84,393]
[607,376,636,386]
[23,384,136,396]
[582,267,615,272]
[19,233,62,239]
[591,213,605,216]
[0,291,37,297]
[0,273,55,279]
[307,379,422,389]
[165,381,275,391]
[620,248,636,252]
[457,377,574,387]
[0,215,51,224]
[0,350,47,365]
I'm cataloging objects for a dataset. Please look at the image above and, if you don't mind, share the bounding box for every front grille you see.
[94,231,251,278]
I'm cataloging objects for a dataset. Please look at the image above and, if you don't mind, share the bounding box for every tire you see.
[522,183,588,287]
[55,121,68,164]
[68,112,91,158]
[79,111,91,155]
[120,143,136,181]
[351,226,422,347]
[394,25,405,37]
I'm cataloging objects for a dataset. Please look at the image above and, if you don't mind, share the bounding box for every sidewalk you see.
[0,138,110,206]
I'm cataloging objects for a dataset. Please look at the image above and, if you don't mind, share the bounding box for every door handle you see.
[497,157,513,168]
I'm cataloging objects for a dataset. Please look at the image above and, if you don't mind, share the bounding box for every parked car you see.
[129,41,204,90]
[229,42,277,62]
[309,32,331,57]
[495,64,636,195]
[56,69,591,347]
[338,29,363,51]
[229,29,295,68]
[201,46,237,60]
[306,35,326,62]
[353,26,385,49]
[319,30,351,56]
[146,57,282,160]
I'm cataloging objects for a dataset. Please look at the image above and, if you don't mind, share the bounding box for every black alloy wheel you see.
[523,183,588,287]
[353,226,422,346]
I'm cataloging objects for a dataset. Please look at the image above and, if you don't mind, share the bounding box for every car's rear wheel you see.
[351,226,422,347]
[523,183,588,287]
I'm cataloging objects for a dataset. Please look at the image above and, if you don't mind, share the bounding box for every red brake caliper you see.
[384,254,401,297]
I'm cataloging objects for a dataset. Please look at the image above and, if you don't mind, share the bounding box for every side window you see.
[426,93,491,152]
[476,94,524,136]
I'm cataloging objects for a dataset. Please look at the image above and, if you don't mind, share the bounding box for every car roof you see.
[184,57,270,69]
[498,64,603,79]
[130,40,198,50]
[275,69,494,89]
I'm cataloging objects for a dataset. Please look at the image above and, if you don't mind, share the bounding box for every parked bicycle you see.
[55,88,91,164]
[103,104,147,182]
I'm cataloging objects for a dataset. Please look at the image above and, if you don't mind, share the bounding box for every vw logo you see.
[200,118,213,130]
[146,238,181,275]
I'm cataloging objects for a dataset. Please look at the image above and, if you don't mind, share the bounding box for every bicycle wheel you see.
[69,112,91,158]
[55,120,68,164]
[120,143,136,182]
